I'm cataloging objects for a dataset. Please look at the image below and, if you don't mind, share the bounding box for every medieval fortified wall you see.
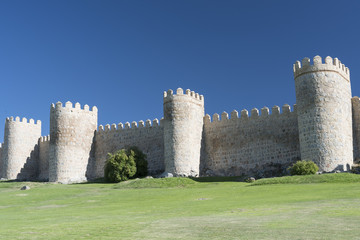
[0,55,358,183]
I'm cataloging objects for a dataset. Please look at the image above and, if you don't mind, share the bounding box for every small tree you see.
[128,146,148,178]
[104,149,136,183]
[104,147,148,183]
[288,160,319,175]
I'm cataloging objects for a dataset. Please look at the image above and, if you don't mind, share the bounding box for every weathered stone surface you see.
[294,56,353,172]
[158,172,173,178]
[201,105,300,178]
[0,56,356,182]
[20,185,30,190]
[247,177,256,183]
[49,102,97,183]
[163,88,204,177]
[1,118,41,180]
[92,119,164,179]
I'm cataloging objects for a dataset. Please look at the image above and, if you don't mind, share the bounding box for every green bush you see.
[104,147,148,183]
[128,146,148,178]
[288,160,319,176]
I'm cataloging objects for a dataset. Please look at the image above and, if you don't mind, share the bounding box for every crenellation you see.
[176,88,183,95]
[294,55,350,81]
[282,104,291,114]
[153,118,159,126]
[261,107,269,116]
[251,108,259,118]
[272,106,280,115]
[221,112,229,121]
[75,102,81,109]
[0,55,356,182]
[231,110,238,119]
[6,116,41,125]
[164,88,204,103]
[293,104,297,112]
[204,114,211,124]
[213,113,220,122]
[241,109,249,119]
[295,55,352,171]
[53,101,97,113]
[65,101,72,108]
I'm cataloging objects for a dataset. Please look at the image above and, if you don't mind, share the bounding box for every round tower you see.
[294,56,353,172]
[163,88,205,177]
[49,101,97,183]
[1,117,41,179]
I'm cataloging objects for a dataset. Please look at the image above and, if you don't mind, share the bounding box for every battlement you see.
[6,116,41,125]
[50,101,98,113]
[97,118,162,133]
[39,135,50,143]
[163,88,204,103]
[293,56,350,81]
[204,104,296,124]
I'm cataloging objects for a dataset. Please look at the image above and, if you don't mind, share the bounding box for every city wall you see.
[92,119,164,179]
[352,96,360,161]
[0,55,357,182]
[1,117,41,179]
[49,102,98,183]
[38,135,50,181]
[201,105,300,177]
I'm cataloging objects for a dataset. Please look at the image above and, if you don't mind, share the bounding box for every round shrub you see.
[128,146,148,178]
[288,160,319,175]
[104,147,148,183]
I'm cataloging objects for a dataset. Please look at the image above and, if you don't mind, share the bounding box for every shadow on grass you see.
[75,178,108,184]
[190,176,246,183]
[77,176,248,185]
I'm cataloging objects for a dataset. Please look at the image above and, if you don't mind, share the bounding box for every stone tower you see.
[1,117,41,179]
[163,88,205,176]
[294,56,353,172]
[49,101,97,183]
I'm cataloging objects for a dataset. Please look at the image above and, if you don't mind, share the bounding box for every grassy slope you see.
[0,174,360,239]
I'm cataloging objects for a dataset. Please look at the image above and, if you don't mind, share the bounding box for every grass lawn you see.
[1,173,360,239]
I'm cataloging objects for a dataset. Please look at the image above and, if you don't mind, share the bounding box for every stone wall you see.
[163,88,205,177]
[38,135,50,181]
[92,118,164,179]
[201,105,300,177]
[49,102,97,183]
[1,117,41,179]
[294,56,353,172]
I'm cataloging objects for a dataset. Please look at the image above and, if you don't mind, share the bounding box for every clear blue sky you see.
[0,1,359,141]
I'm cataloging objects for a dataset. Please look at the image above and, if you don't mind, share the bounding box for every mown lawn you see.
[1,174,360,239]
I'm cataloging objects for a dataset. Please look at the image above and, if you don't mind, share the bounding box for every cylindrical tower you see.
[49,101,97,183]
[163,88,205,177]
[294,55,353,172]
[1,117,41,179]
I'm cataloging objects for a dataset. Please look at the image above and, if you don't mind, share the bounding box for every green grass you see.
[250,172,360,185]
[1,174,360,239]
